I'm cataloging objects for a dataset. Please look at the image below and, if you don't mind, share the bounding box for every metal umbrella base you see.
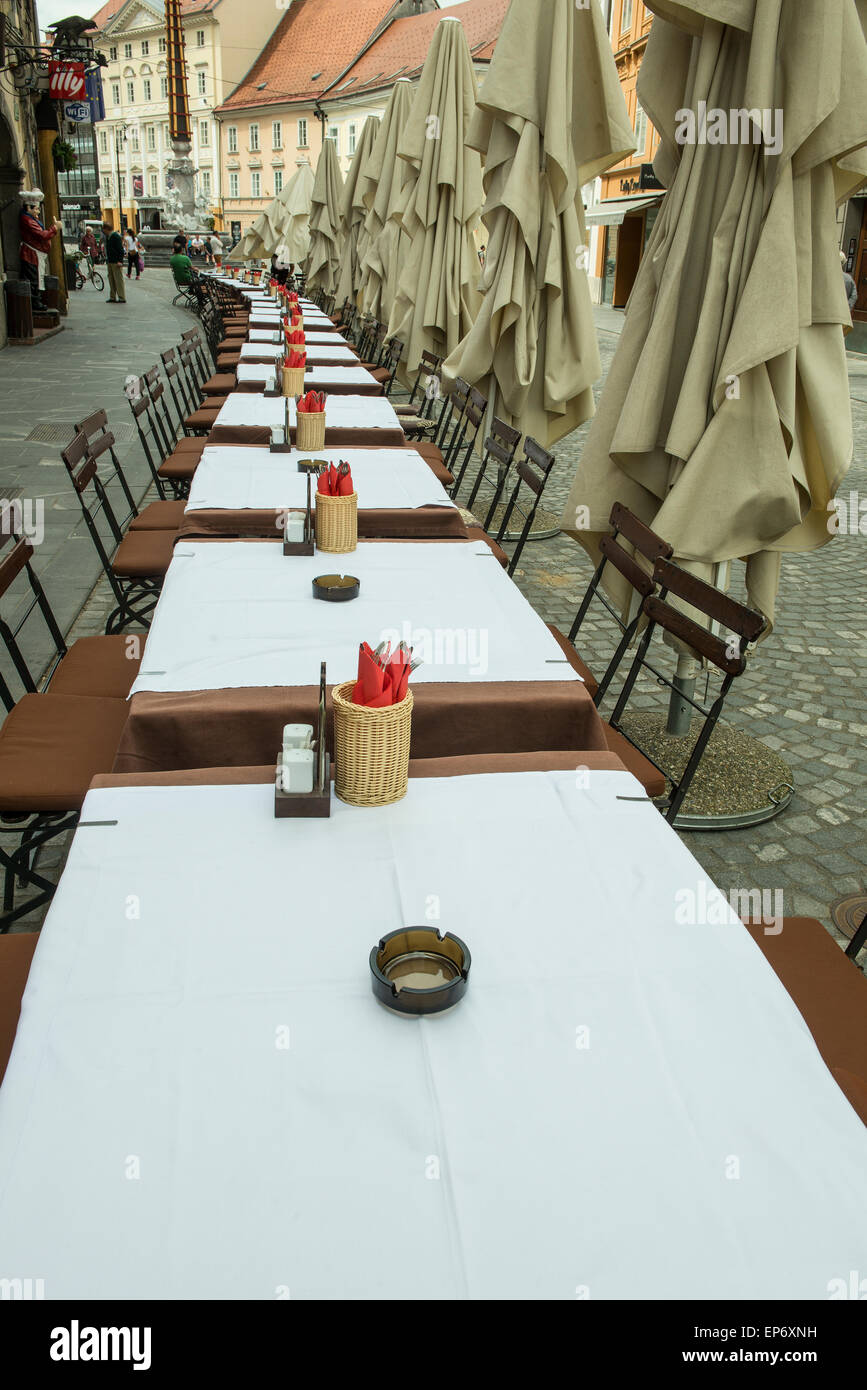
[619,713,795,831]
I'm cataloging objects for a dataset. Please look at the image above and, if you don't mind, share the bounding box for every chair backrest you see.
[160,348,195,425]
[647,559,766,676]
[60,431,126,589]
[496,437,556,576]
[448,385,488,495]
[380,338,404,395]
[74,408,139,531]
[408,350,443,414]
[127,380,170,493]
[466,415,520,515]
[0,535,67,711]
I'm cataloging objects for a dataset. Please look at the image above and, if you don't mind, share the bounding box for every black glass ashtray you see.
[296,457,329,473]
[370,928,471,1016]
[312,574,360,602]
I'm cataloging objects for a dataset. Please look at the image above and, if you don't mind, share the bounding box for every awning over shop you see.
[584,194,662,225]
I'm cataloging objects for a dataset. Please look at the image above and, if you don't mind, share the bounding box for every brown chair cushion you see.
[49,635,142,699]
[414,442,444,465]
[129,499,187,531]
[466,526,508,568]
[202,374,236,395]
[184,408,221,431]
[158,452,199,483]
[546,625,598,697]
[169,438,207,458]
[744,917,867,1125]
[0,694,129,815]
[216,355,242,370]
[0,932,38,1087]
[601,725,667,798]
[112,528,175,579]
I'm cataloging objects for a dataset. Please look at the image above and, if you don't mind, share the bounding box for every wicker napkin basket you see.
[315,491,357,553]
[282,366,305,397]
[296,410,326,451]
[332,680,413,807]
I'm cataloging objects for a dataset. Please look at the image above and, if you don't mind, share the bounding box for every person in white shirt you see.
[208,234,223,267]
[124,229,139,279]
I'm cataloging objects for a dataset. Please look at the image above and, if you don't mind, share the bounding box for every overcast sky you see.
[35,0,472,40]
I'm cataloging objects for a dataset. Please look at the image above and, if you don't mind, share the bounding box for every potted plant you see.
[52,138,78,172]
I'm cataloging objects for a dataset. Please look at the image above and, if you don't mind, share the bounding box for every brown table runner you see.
[208,424,408,448]
[175,506,469,543]
[114,678,606,774]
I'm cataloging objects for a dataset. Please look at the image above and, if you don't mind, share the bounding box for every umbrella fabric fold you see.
[358,80,415,322]
[240,162,315,264]
[273,162,316,267]
[442,0,635,447]
[386,19,485,375]
[561,0,867,627]
[335,116,380,309]
[306,140,345,296]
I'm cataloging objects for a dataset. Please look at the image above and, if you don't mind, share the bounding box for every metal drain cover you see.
[830,894,867,943]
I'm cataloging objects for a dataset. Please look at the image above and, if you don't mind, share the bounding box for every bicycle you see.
[74,253,105,292]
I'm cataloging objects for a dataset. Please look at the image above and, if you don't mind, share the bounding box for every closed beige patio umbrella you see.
[334,115,380,309]
[273,161,316,267]
[386,18,484,375]
[561,0,867,630]
[306,139,344,297]
[443,0,635,447]
[239,163,314,264]
[357,79,415,322]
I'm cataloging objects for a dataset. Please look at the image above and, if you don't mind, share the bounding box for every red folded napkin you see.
[315,460,353,496]
[283,350,306,369]
[297,390,326,414]
[287,329,305,345]
[350,641,413,707]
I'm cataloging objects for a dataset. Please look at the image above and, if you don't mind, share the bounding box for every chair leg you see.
[845,912,867,962]
[0,813,78,933]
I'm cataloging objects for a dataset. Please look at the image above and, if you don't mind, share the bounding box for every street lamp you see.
[114,120,128,230]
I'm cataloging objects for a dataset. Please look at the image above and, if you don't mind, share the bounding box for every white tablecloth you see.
[236,364,379,388]
[185,447,454,512]
[129,541,579,694]
[214,393,402,432]
[1,769,865,1300]
[241,339,356,360]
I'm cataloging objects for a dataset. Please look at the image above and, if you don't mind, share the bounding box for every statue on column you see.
[19,189,61,312]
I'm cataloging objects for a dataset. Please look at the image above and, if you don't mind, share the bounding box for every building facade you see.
[88,0,283,232]
[585,0,663,307]
[0,0,44,345]
[214,0,505,243]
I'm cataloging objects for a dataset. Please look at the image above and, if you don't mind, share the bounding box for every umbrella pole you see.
[666,655,698,736]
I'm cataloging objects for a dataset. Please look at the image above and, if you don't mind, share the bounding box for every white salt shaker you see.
[282,723,312,751]
[285,512,305,542]
[280,747,314,794]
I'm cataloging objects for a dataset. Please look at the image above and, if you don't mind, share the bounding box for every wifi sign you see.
[48,61,86,101]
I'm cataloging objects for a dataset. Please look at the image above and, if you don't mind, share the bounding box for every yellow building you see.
[586,0,663,307]
[88,0,283,231]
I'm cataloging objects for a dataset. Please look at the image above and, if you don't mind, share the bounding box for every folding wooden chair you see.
[74,408,185,532]
[464,417,521,517]
[61,431,174,634]
[491,437,557,577]
[549,503,673,704]
[0,536,131,931]
[606,558,767,822]
[128,378,203,501]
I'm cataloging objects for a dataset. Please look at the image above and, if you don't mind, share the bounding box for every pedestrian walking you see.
[103,221,126,303]
[125,229,139,279]
[135,236,145,276]
[841,251,858,312]
[209,232,224,267]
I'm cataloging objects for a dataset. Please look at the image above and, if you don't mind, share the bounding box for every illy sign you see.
[48,61,86,101]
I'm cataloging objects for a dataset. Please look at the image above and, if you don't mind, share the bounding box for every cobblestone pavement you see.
[4,284,866,950]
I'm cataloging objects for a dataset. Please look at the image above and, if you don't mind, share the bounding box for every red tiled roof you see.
[89,0,218,31]
[333,0,509,96]
[217,0,399,113]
